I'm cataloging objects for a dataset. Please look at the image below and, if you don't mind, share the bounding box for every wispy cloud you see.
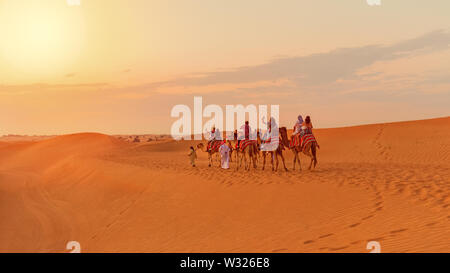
[0,83,109,94]
[3,30,448,99]
[143,29,450,91]
[65,73,77,78]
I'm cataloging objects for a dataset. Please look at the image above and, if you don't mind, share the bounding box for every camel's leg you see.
[280,152,288,171]
[273,152,278,171]
[247,150,250,171]
[250,147,256,169]
[312,143,318,169]
[296,148,302,171]
[262,152,266,170]
[245,150,250,171]
[208,153,212,167]
[247,149,253,170]
[239,152,244,169]
[256,146,261,166]
[237,151,240,169]
[305,147,313,170]
[238,152,243,170]
[270,152,275,171]
[292,150,297,170]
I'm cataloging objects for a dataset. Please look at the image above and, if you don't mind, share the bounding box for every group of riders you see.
[206,115,318,152]
[199,114,319,171]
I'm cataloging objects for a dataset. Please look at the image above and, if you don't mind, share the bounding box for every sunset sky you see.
[1,0,449,135]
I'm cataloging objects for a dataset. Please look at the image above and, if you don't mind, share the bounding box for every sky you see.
[0,0,449,135]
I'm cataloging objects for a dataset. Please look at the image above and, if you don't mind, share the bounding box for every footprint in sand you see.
[271,248,288,253]
[390,228,408,234]
[362,214,374,220]
[318,233,334,239]
[328,245,349,251]
[349,222,361,228]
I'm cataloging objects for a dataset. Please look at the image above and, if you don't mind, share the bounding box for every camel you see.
[302,138,318,170]
[197,141,221,167]
[279,127,319,170]
[197,140,234,167]
[258,128,288,172]
[232,139,257,171]
[279,127,302,171]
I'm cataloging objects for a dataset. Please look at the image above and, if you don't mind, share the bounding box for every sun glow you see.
[0,0,85,79]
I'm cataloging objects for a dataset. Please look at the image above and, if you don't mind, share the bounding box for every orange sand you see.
[0,117,449,253]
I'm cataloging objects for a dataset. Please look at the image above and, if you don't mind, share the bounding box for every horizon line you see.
[2,115,449,138]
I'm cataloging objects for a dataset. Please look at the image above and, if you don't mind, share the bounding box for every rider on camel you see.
[301,116,320,149]
[292,115,304,139]
[302,116,313,134]
[238,121,251,147]
[260,117,279,152]
[207,126,221,151]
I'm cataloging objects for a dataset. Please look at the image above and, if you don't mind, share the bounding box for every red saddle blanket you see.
[207,140,226,152]
[236,139,257,152]
[290,134,301,148]
[301,134,317,151]
[290,134,317,150]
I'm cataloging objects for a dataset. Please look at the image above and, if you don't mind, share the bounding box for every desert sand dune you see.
[0,118,449,253]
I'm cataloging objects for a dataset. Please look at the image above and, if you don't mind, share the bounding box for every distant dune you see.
[0,117,449,252]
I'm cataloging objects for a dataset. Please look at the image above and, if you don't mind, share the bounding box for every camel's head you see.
[197,143,204,149]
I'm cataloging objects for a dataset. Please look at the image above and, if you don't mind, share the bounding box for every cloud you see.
[0,83,109,94]
[65,73,77,78]
[144,29,450,91]
[9,30,446,100]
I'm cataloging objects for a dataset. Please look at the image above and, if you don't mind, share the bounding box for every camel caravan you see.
[196,115,320,171]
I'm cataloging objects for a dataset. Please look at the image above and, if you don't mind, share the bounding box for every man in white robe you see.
[219,143,230,169]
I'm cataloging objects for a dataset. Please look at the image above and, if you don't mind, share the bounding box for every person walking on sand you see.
[188,146,197,167]
[219,142,230,169]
